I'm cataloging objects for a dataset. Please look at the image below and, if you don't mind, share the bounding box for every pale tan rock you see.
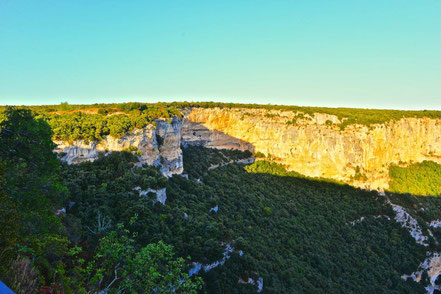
[53,107,441,189]
[54,118,183,177]
[182,108,441,189]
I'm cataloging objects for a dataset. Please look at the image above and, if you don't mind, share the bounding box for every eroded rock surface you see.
[55,118,183,177]
[54,107,441,189]
[182,108,441,189]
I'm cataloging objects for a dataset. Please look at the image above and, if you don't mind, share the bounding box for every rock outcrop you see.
[133,186,167,205]
[182,108,441,189]
[402,252,441,294]
[55,118,183,177]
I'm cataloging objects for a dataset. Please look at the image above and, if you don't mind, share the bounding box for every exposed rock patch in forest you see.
[207,157,255,171]
[238,277,264,293]
[349,215,391,226]
[188,243,236,277]
[430,220,441,229]
[350,193,435,247]
[387,200,429,246]
[133,186,167,205]
[402,252,441,294]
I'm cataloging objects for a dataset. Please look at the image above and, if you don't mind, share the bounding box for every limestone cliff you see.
[54,107,441,189]
[55,118,183,177]
[182,108,441,189]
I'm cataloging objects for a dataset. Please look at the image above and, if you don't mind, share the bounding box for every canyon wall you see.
[54,107,441,189]
[182,108,441,189]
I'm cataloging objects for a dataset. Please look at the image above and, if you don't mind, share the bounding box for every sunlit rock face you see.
[54,107,441,188]
[182,107,441,189]
[54,118,183,177]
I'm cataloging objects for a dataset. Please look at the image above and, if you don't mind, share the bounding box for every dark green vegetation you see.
[0,107,67,292]
[176,154,436,293]
[60,144,441,293]
[2,106,441,293]
[0,107,201,293]
[43,141,440,293]
[389,160,441,196]
[182,145,252,179]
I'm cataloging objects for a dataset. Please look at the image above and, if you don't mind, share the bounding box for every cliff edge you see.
[54,107,441,189]
[182,107,441,189]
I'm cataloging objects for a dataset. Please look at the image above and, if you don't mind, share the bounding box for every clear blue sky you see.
[0,0,440,109]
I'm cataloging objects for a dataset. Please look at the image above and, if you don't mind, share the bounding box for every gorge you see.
[3,103,441,293]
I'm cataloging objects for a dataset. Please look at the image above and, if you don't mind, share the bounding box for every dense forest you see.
[389,161,441,196]
[2,106,441,293]
[0,108,202,293]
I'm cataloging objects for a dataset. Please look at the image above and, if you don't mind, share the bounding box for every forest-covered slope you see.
[389,161,441,196]
[2,106,441,293]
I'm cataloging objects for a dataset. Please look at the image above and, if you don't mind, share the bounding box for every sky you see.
[0,0,440,109]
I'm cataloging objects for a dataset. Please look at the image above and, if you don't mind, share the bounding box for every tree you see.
[87,223,203,293]
[0,106,58,175]
[0,107,68,292]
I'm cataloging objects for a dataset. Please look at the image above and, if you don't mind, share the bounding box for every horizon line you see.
[1,99,441,112]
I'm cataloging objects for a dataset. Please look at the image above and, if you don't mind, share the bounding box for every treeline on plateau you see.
[2,101,441,138]
[37,105,182,143]
[2,106,441,293]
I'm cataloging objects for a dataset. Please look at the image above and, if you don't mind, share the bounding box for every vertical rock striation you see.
[55,118,183,177]
[182,108,441,189]
[53,107,441,189]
